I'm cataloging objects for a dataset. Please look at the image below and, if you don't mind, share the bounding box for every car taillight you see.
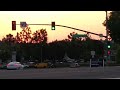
[14,64,18,66]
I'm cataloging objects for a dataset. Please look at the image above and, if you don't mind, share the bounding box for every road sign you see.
[73,34,87,38]
[91,51,95,56]
[20,22,27,28]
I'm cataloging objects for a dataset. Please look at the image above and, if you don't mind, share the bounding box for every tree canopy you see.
[0,27,105,63]
[103,11,120,43]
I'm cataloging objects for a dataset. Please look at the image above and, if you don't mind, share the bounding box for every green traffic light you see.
[108,45,111,48]
[52,27,55,30]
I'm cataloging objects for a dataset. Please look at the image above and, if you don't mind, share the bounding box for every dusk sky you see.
[0,11,110,42]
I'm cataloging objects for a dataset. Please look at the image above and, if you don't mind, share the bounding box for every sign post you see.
[90,51,95,68]
[102,58,105,72]
[103,59,105,68]
[89,58,91,72]
[91,51,95,58]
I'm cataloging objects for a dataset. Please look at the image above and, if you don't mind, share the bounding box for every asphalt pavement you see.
[1,66,120,79]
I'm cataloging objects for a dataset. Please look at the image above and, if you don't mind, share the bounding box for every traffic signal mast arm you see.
[56,24,107,38]
[16,23,107,38]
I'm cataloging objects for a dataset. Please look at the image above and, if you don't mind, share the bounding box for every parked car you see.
[7,62,24,70]
[0,63,2,68]
[27,62,35,68]
[48,62,56,68]
[91,58,99,67]
[54,62,69,68]
[22,63,29,68]
[70,62,80,68]
[98,58,104,66]
[34,63,48,68]
[0,64,7,69]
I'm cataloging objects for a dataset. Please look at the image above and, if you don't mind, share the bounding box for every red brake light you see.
[14,64,18,66]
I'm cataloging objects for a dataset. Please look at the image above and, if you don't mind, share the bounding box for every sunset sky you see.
[0,11,110,42]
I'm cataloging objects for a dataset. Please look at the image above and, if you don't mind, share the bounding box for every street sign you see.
[73,34,87,38]
[91,51,95,56]
[20,22,27,28]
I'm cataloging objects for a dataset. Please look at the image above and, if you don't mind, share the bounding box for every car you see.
[7,62,24,70]
[91,59,99,67]
[0,63,2,68]
[22,63,29,68]
[70,62,80,68]
[27,62,35,68]
[34,63,48,68]
[48,62,55,68]
[0,64,7,69]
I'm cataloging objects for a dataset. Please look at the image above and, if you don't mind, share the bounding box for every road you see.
[1,66,120,79]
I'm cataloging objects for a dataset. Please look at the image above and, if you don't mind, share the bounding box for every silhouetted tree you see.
[15,27,32,43]
[32,29,48,44]
[1,34,16,62]
[103,11,120,43]
[0,42,11,62]
[2,34,16,44]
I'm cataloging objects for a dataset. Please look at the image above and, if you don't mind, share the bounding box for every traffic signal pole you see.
[106,11,110,61]
[16,24,107,38]
[106,11,108,41]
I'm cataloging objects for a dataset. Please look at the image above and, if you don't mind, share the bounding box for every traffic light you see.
[107,41,111,56]
[107,41,111,49]
[107,50,111,55]
[12,21,16,30]
[51,22,55,30]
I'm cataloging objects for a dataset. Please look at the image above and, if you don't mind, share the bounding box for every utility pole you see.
[106,11,110,61]
[106,11,108,43]
[106,11,108,61]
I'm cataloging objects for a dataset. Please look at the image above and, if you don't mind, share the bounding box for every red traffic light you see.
[12,21,16,30]
[107,50,111,55]
[52,22,55,26]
